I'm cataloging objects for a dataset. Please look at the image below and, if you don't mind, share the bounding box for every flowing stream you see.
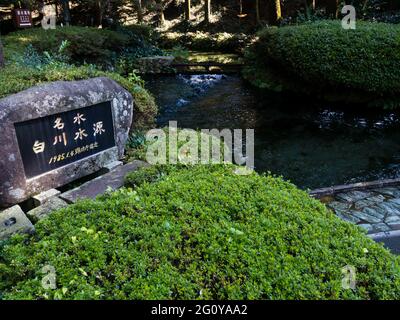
[144,73,400,190]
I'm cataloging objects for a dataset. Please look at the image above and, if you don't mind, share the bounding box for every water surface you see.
[144,74,400,190]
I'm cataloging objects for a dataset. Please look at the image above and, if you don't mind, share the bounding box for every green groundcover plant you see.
[2,26,161,69]
[1,165,399,299]
[243,20,400,107]
[2,26,129,66]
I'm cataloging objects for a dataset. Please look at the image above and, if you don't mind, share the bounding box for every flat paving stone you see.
[60,160,149,203]
[0,205,34,240]
[336,190,372,202]
[387,198,400,206]
[327,201,352,212]
[377,201,400,215]
[354,199,376,210]
[325,184,400,236]
[32,188,61,206]
[358,224,373,232]
[375,187,400,198]
[385,215,400,224]
[364,194,385,203]
[387,222,400,230]
[353,209,382,224]
[371,223,391,233]
[27,197,68,222]
[362,206,385,219]
[337,212,361,224]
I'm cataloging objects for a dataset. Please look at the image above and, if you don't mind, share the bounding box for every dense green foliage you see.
[1,165,399,299]
[3,26,163,73]
[0,26,160,129]
[160,31,250,54]
[3,27,129,66]
[244,21,400,106]
[125,165,175,187]
[0,64,157,129]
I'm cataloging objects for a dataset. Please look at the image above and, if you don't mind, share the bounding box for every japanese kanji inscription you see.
[0,77,133,207]
[14,101,116,178]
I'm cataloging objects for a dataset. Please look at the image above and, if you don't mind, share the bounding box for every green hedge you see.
[0,64,157,129]
[243,21,400,106]
[1,165,400,299]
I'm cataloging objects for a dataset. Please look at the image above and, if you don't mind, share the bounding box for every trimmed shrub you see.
[1,164,400,299]
[124,165,174,187]
[244,21,400,106]
[0,64,157,129]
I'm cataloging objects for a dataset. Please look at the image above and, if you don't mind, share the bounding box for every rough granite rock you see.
[60,160,149,203]
[32,188,61,206]
[0,205,34,240]
[0,77,133,207]
[26,196,68,222]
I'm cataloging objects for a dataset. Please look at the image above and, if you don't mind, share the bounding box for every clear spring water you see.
[144,74,400,190]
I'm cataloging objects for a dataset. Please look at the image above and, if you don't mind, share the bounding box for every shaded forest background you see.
[1,0,400,35]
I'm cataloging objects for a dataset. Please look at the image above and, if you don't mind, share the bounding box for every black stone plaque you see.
[14,101,115,179]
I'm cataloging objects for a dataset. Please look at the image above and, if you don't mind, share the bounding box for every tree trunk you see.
[185,0,191,21]
[136,0,143,23]
[97,0,103,26]
[55,0,59,20]
[0,39,5,69]
[205,0,211,23]
[256,0,260,23]
[274,0,282,23]
[335,0,340,18]
[60,0,71,25]
[160,8,165,26]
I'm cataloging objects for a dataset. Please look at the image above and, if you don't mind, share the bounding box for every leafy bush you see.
[1,164,400,299]
[159,31,250,54]
[118,24,160,45]
[124,165,175,187]
[113,24,165,75]
[16,41,71,70]
[244,21,400,106]
[170,45,190,63]
[0,64,157,129]
[3,26,129,67]
[3,25,166,73]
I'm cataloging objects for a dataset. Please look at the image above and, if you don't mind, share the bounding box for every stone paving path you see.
[325,187,400,234]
